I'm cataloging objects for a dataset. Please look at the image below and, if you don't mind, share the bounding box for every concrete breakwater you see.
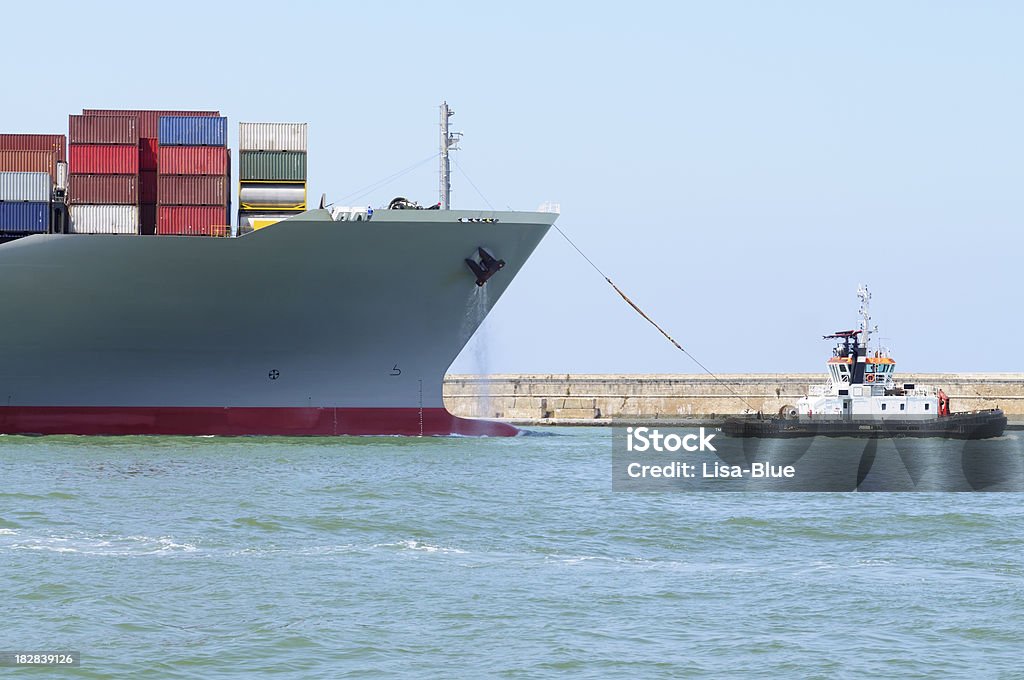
[443,374,1024,423]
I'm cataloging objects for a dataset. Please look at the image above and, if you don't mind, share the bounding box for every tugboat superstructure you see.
[797,285,946,420]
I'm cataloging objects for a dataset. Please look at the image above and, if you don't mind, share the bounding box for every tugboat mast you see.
[439,101,462,210]
[857,284,871,350]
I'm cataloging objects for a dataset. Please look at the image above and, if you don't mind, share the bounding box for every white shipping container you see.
[69,204,139,234]
[239,122,308,152]
[56,161,68,190]
[0,171,51,202]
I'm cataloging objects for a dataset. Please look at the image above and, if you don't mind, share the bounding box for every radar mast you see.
[439,102,462,209]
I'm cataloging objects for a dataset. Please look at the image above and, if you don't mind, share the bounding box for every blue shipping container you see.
[0,201,49,233]
[158,116,228,147]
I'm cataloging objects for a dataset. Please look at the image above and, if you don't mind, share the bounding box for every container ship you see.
[0,104,556,436]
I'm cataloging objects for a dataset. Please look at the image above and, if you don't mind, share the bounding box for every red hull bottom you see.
[0,406,519,437]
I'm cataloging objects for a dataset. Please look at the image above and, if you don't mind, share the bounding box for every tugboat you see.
[723,285,1007,439]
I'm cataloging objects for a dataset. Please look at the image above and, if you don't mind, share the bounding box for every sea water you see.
[1,429,1022,678]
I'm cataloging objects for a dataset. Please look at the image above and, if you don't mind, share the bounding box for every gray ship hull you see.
[722,410,1008,440]
[0,208,555,435]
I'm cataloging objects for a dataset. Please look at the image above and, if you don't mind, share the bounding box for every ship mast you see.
[857,284,871,350]
[439,101,462,210]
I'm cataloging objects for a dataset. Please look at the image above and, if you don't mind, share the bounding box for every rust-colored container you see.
[156,206,229,236]
[139,138,158,171]
[140,171,158,203]
[82,110,220,139]
[68,115,139,145]
[158,175,227,206]
[0,134,66,161]
[68,174,138,205]
[0,150,58,181]
[140,203,157,235]
[157,146,227,175]
[69,144,138,174]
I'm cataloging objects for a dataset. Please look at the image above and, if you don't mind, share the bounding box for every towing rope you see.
[552,223,761,414]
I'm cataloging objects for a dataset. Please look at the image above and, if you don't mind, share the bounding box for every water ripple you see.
[1,428,1021,677]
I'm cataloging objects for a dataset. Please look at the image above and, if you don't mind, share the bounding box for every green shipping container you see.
[239,151,307,181]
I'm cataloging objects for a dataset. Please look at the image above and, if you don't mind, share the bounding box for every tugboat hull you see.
[723,409,1007,440]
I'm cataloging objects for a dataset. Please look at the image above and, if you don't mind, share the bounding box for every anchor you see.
[465,247,505,287]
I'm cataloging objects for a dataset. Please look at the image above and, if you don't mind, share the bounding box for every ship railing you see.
[807,385,830,397]
[329,206,374,222]
[955,408,1005,416]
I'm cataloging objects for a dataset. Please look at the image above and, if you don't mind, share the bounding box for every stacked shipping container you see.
[238,123,308,231]
[82,110,221,234]
[2,113,316,238]
[0,134,65,237]
[67,115,140,234]
[0,151,60,182]
[0,134,65,160]
[0,172,52,236]
[157,116,230,236]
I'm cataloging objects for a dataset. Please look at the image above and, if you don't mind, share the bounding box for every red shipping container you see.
[140,203,157,235]
[139,138,158,171]
[157,146,228,175]
[0,134,66,161]
[157,206,229,236]
[158,175,227,206]
[69,144,138,174]
[68,174,138,204]
[68,115,139,145]
[82,110,220,139]
[0,150,58,181]
[140,171,158,203]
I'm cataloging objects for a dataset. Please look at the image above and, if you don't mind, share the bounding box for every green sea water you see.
[2,428,1022,678]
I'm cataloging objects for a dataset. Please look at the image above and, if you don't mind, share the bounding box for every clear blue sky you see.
[5,1,1021,374]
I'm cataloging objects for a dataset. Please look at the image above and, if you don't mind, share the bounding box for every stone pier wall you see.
[443,374,1024,421]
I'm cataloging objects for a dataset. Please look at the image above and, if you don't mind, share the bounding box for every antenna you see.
[439,102,462,209]
[857,284,871,348]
